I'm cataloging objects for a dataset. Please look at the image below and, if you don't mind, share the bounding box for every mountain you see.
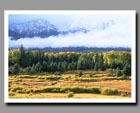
[67,20,89,33]
[9,30,24,40]
[9,19,59,40]
[9,18,90,40]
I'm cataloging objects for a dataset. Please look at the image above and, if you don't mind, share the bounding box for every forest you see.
[9,45,131,76]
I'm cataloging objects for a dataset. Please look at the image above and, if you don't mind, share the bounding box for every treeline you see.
[26,47,131,53]
[9,45,131,75]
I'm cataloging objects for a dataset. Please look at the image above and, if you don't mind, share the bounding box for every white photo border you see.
[4,10,136,103]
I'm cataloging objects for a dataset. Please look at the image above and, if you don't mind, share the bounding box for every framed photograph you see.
[4,10,136,103]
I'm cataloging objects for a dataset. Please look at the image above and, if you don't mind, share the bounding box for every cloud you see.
[8,18,131,49]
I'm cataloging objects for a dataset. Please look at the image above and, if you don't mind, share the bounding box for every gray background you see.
[0,0,139,112]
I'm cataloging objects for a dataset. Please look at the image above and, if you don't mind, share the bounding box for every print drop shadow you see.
[6,13,138,107]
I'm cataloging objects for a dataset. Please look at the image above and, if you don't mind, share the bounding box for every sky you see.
[8,13,132,48]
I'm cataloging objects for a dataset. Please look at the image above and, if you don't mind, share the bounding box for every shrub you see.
[38,75,61,81]
[60,86,86,93]
[14,78,22,82]
[70,86,86,93]
[16,90,24,94]
[60,87,71,93]
[121,92,129,97]
[78,72,83,77]
[11,86,24,92]
[122,74,127,80]
[105,74,114,77]
[45,76,61,80]
[73,78,95,81]
[89,73,93,78]
[67,91,74,98]
[54,71,61,75]
[101,88,118,95]
[86,87,101,94]
[33,86,61,93]
[9,92,15,96]
[51,88,60,93]
[21,82,27,85]
[32,86,118,96]
[26,90,31,94]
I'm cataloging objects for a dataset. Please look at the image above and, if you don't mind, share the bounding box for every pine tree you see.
[123,64,131,76]
[101,65,106,71]
[94,53,99,63]
[19,44,25,67]
[99,53,104,68]
[110,61,116,69]
[12,63,20,75]
[35,62,42,72]
[30,66,36,74]
[9,66,13,74]
[26,66,31,73]
[42,61,48,72]
[116,67,122,77]
[94,63,99,71]
[68,63,72,71]
[77,54,89,70]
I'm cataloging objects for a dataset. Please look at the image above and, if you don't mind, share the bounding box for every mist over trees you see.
[9,45,131,76]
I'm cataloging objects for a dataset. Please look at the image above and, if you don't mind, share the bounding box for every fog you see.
[9,21,131,49]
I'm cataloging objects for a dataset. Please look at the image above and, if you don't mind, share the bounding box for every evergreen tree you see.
[101,65,106,71]
[26,66,31,73]
[110,61,117,69]
[9,66,13,74]
[77,54,89,70]
[62,61,67,72]
[53,62,57,72]
[8,49,131,73]
[116,67,122,77]
[68,63,73,71]
[35,62,42,72]
[42,61,48,72]
[57,62,62,72]
[94,53,99,63]
[30,66,36,74]
[24,51,32,67]
[99,53,104,68]
[94,63,99,71]
[12,63,20,75]
[123,64,131,76]
[19,44,25,67]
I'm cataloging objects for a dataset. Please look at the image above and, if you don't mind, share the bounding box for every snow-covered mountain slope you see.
[9,19,59,40]
[67,20,89,33]
[9,18,100,40]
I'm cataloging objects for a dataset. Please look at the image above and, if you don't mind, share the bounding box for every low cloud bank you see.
[9,23,131,49]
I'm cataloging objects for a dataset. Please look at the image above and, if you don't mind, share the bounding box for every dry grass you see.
[58,80,131,93]
[9,92,130,99]
[8,69,131,99]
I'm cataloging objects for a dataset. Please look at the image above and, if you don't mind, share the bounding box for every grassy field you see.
[8,69,131,99]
